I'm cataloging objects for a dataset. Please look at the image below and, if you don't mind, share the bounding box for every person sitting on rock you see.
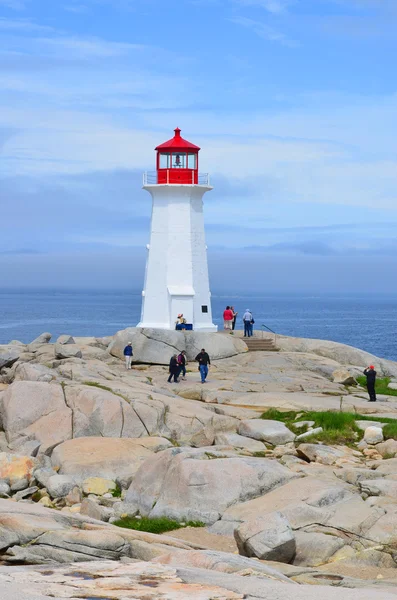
[123,342,133,370]
[175,314,187,330]
[168,354,180,383]
[364,365,377,402]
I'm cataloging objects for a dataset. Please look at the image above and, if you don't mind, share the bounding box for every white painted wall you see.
[137,184,217,331]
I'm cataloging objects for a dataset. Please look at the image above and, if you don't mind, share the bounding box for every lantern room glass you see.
[159,153,171,169]
[187,153,197,169]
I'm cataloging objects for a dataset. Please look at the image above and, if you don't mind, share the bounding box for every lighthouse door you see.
[167,286,194,329]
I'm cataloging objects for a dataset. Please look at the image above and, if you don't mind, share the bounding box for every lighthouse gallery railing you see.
[143,171,210,186]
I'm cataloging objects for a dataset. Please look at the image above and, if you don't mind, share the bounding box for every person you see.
[364,365,377,402]
[231,306,238,331]
[168,354,180,383]
[223,306,234,331]
[242,309,254,337]
[195,348,211,383]
[175,314,187,330]
[123,342,133,369]
[177,350,187,380]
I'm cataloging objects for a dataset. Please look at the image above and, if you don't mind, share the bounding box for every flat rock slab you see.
[238,419,295,445]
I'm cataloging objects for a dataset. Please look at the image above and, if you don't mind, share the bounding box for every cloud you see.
[229,15,298,45]
[0,17,53,32]
[233,0,292,13]
[35,36,145,59]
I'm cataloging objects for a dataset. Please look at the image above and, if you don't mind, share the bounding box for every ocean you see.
[0,289,396,362]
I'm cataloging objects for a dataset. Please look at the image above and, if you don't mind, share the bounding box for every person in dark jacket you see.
[177,350,187,380]
[123,342,133,369]
[364,365,377,402]
[168,354,180,383]
[195,348,211,383]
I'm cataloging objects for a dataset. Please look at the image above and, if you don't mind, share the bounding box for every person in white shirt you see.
[243,309,253,337]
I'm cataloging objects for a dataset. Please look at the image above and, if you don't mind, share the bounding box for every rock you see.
[364,426,384,444]
[234,511,295,562]
[56,335,75,345]
[14,363,55,383]
[0,480,10,496]
[332,368,357,385]
[113,501,139,519]
[54,344,82,359]
[294,531,345,566]
[34,466,57,487]
[51,437,162,484]
[14,486,39,501]
[296,443,345,465]
[0,381,72,452]
[0,452,38,488]
[46,474,76,498]
[388,381,397,390]
[30,333,52,344]
[355,420,386,431]
[375,438,397,458]
[126,447,298,524]
[238,420,295,445]
[359,479,397,497]
[82,477,116,496]
[214,433,267,452]
[0,347,20,370]
[80,498,113,522]
[295,427,323,441]
[65,486,82,506]
[335,467,385,486]
[108,327,247,365]
[293,420,315,430]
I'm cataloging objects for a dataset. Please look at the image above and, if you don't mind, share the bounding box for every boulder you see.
[108,327,247,365]
[296,443,345,465]
[375,439,397,458]
[54,344,82,359]
[46,474,76,499]
[56,335,75,345]
[14,363,55,383]
[363,426,383,444]
[30,333,52,344]
[214,432,267,452]
[82,477,116,496]
[0,453,38,488]
[80,498,113,522]
[0,381,72,452]
[294,531,345,566]
[126,447,298,524]
[332,368,357,385]
[0,347,20,370]
[355,420,386,431]
[388,381,397,390]
[0,480,10,496]
[234,511,295,562]
[238,419,295,445]
[295,427,323,441]
[51,437,164,484]
[359,479,397,498]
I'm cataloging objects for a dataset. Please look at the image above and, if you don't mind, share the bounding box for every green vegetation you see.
[111,482,122,498]
[114,516,205,534]
[356,376,397,397]
[260,408,397,445]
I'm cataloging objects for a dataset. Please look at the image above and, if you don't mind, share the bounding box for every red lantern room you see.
[155,127,200,184]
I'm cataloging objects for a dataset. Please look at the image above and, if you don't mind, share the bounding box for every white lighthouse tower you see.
[137,128,217,332]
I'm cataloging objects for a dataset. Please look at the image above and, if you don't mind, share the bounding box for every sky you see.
[0,0,397,292]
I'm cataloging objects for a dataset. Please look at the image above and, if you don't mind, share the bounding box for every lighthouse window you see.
[172,153,186,168]
[159,153,171,169]
[187,153,197,169]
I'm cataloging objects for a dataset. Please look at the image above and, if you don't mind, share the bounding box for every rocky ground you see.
[1,327,397,599]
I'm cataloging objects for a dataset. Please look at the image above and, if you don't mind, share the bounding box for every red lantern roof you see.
[155,127,200,152]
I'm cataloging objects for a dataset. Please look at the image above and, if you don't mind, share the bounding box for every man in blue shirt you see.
[123,342,133,370]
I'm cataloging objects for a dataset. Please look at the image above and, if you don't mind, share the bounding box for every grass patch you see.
[356,376,397,397]
[111,482,122,498]
[114,516,205,534]
[261,407,397,444]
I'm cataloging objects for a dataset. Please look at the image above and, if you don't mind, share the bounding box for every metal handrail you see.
[143,171,210,186]
[261,323,277,346]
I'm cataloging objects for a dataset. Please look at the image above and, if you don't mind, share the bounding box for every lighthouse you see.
[137,128,217,332]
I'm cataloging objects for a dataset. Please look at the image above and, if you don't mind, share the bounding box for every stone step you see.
[245,338,278,352]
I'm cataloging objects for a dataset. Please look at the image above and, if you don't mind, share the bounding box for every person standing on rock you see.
[231,306,238,331]
[195,348,211,383]
[243,309,254,338]
[364,365,377,402]
[223,306,234,331]
[123,342,133,369]
[177,350,187,380]
[168,354,180,383]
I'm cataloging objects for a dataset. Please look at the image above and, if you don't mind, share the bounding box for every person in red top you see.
[223,305,234,331]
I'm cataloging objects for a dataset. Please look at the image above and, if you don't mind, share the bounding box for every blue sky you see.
[0,0,397,291]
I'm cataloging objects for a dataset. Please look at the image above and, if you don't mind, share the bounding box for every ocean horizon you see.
[0,288,396,362]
